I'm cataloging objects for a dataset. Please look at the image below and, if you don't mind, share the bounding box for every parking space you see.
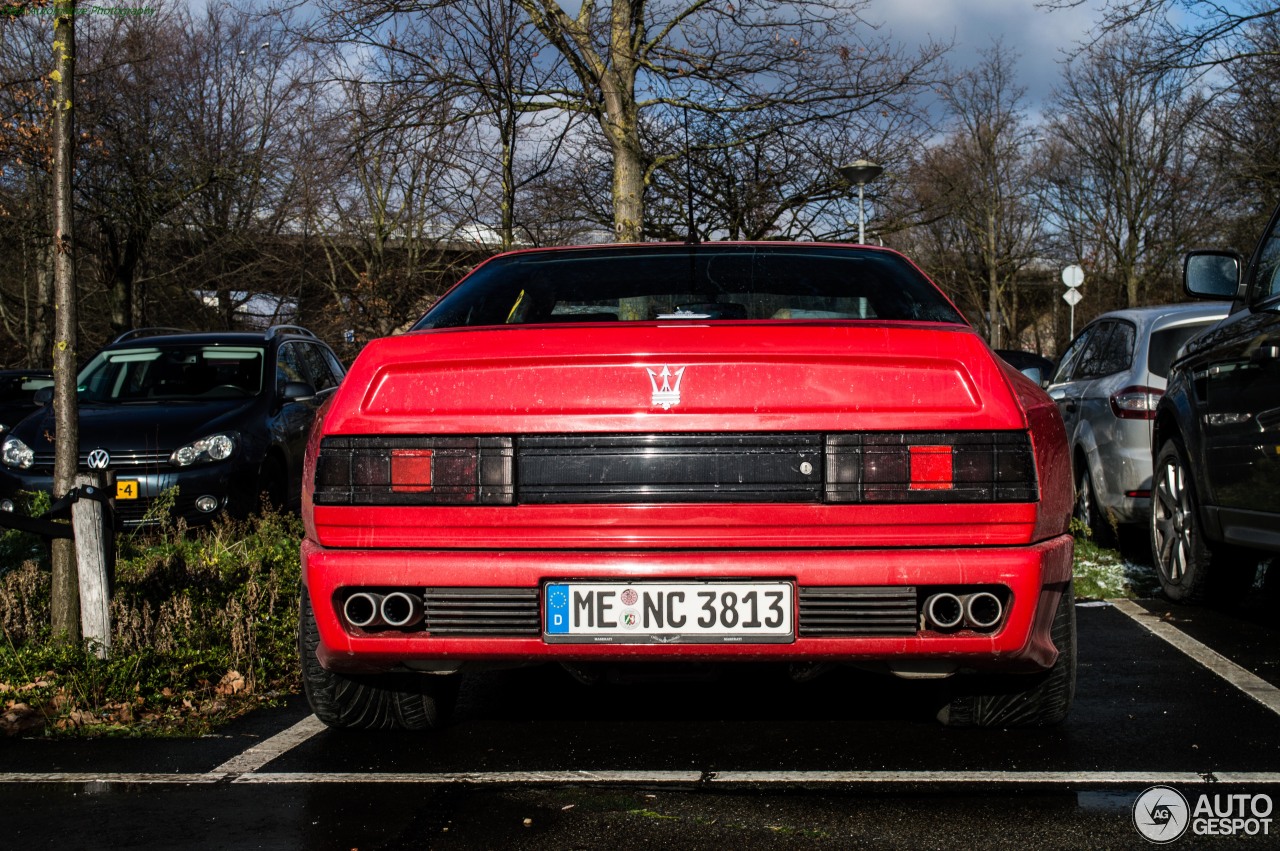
[4,602,1280,848]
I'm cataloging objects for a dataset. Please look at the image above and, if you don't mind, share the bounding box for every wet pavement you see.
[4,602,1280,849]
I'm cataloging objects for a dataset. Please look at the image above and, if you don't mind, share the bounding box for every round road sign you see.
[1062,264,1085,288]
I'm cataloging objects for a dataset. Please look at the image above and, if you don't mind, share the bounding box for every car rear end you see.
[1093,306,1231,526]
[299,244,1075,728]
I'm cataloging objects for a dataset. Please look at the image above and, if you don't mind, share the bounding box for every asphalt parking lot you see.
[3,598,1280,849]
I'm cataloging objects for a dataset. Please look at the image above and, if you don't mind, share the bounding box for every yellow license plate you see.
[116,480,140,500]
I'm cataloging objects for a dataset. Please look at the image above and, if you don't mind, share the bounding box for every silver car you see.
[1047,303,1231,545]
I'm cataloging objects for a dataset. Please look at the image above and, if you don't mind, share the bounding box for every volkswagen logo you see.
[86,449,111,470]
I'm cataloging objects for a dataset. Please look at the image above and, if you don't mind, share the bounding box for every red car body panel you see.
[300,243,1073,679]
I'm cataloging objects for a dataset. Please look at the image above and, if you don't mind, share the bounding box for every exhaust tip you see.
[923,592,964,630]
[964,592,1004,630]
[381,591,424,628]
[343,591,385,628]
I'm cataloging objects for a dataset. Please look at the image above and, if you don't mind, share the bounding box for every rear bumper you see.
[303,535,1074,675]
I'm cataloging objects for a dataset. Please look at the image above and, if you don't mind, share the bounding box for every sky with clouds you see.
[867,0,1106,114]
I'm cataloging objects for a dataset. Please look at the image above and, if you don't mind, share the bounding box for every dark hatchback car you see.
[0,326,344,528]
[1151,203,1280,601]
[0,370,54,437]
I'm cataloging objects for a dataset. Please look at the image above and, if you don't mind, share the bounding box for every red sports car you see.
[299,243,1075,729]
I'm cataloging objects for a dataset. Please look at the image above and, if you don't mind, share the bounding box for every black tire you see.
[1073,464,1114,548]
[299,593,459,730]
[939,582,1076,728]
[1150,439,1256,603]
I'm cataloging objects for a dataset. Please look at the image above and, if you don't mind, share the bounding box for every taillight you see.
[825,432,1036,503]
[314,437,513,505]
[1110,385,1162,420]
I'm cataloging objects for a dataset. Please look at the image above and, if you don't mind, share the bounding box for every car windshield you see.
[412,244,966,330]
[76,345,266,403]
[0,374,53,403]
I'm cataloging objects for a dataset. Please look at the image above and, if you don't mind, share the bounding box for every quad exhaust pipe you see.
[380,591,424,628]
[922,591,1004,632]
[343,590,425,630]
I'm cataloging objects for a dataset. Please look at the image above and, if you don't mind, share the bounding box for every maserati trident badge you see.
[645,365,686,410]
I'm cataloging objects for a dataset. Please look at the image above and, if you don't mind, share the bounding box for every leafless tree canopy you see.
[5,0,1280,367]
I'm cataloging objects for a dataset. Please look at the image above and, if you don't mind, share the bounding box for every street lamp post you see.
[838,160,884,244]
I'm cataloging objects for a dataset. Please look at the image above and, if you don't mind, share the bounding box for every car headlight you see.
[170,433,236,467]
[2,436,35,469]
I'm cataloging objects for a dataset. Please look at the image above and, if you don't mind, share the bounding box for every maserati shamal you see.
[298,243,1075,729]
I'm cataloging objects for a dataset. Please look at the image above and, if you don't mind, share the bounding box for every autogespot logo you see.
[1133,786,1190,843]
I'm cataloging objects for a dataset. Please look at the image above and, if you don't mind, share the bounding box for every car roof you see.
[104,326,323,349]
[1086,302,1232,330]
[0,369,53,378]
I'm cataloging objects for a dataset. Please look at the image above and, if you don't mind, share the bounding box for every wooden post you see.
[72,472,112,659]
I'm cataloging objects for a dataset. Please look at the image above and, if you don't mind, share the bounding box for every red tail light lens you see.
[909,445,953,490]
[1110,385,1162,420]
[825,432,1036,503]
[390,449,434,493]
[315,437,513,505]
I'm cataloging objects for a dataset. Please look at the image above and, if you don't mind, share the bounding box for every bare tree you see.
[50,0,79,639]
[0,14,55,367]
[1047,0,1280,71]
[1037,27,1212,309]
[313,0,944,243]
[1195,12,1280,249]
[906,44,1044,348]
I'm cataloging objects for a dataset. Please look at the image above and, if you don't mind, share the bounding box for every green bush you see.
[0,507,303,737]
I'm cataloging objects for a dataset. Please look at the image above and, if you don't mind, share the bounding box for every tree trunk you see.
[611,136,645,242]
[51,1,80,640]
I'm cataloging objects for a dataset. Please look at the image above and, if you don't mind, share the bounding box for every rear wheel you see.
[939,582,1076,728]
[299,593,459,730]
[1150,439,1255,603]
[1074,464,1114,548]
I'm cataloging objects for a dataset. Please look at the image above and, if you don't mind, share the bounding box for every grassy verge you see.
[1069,519,1160,600]
[1,507,302,737]
[2,511,1151,738]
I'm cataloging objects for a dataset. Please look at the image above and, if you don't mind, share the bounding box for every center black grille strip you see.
[517,433,824,504]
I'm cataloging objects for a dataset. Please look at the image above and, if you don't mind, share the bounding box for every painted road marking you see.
[210,713,328,776]
[1110,598,1280,718]
[3,603,1278,788]
[2,769,1280,786]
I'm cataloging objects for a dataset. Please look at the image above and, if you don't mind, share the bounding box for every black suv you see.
[0,326,344,528]
[1151,204,1280,601]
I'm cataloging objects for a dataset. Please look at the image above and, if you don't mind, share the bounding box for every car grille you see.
[414,586,922,638]
[33,449,171,470]
[796,586,919,636]
[423,587,541,635]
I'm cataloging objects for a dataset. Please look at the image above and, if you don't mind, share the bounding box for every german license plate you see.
[116,480,140,500]
[543,582,794,644]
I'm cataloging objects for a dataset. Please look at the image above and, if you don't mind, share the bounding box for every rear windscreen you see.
[1148,322,1218,378]
[412,245,965,330]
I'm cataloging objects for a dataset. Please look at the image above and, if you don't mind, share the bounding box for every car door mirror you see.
[33,387,53,405]
[280,381,316,403]
[1184,251,1242,299]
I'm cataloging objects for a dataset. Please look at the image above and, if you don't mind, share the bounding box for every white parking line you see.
[4,769,1280,786]
[210,713,328,777]
[1110,598,1280,718]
